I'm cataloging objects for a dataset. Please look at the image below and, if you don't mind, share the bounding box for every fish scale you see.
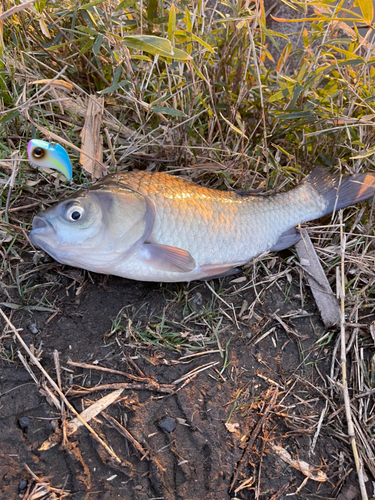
[30,168,375,282]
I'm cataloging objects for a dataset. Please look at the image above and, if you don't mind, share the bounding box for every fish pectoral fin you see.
[139,243,196,273]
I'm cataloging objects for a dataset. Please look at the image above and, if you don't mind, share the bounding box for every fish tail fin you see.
[269,168,375,253]
[305,166,375,217]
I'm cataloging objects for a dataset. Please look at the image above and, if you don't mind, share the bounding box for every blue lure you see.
[27,139,72,181]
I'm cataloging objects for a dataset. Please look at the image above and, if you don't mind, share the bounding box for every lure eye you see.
[32,147,45,159]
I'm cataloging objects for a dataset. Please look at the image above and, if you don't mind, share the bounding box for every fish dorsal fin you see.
[236,187,266,196]
[139,243,196,273]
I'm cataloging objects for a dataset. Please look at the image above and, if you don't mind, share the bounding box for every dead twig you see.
[295,228,340,327]
[67,360,152,383]
[102,412,149,460]
[269,442,327,482]
[18,352,38,384]
[268,483,290,500]
[172,361,219,385]
[4,152,20,216]
[272,313,301,337]
[205,281,239,328]
[70,382,175,394]
[252,326,276,346]
[338,211,368,500]
[23,463,69,498]
[309,400,328,456]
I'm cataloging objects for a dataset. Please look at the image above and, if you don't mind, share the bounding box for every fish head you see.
[27,139,73,181]
[29,181,155,273]
[30,192,104,263]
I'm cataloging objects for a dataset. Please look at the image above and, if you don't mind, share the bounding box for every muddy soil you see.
[0,251,369,499]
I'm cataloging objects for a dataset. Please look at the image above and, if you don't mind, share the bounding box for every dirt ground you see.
[0,244,370,500]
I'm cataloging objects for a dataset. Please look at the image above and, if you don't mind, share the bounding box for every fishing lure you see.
[27,139,72,181]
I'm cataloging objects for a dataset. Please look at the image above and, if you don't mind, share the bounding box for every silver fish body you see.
[29,169,375,282]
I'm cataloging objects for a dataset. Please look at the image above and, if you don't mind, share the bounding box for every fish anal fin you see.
[200,263,242,280]
[269,227,301,252]
[140,243,196,273]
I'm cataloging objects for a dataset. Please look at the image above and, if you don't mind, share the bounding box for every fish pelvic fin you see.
[305,167,375,217]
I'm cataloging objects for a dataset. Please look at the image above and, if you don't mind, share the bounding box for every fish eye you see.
[71,211,81,221]
[32,147,45,159]
[65,203,84,222]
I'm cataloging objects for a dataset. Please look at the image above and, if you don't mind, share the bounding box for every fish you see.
[27,140,73,181]
[29,168,375,282]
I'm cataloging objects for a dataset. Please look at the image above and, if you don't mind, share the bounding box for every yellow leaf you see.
[39,18,50,38]
[259,0,266,25]
[276,42,292,73]
[122,35,191,61]
[32,79,74,91]
[357,0,374,24]
[220,113,248,139]
[168,3,176,36]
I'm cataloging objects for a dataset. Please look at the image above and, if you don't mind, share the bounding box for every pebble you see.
[159,417,175,433]
[190,292,203,307]
[18,416,30,429]
[28,323,39,335]
[18,480,27,492]
[50,419,59,431]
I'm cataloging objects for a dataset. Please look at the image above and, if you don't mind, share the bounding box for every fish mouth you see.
[29,215,54,249]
